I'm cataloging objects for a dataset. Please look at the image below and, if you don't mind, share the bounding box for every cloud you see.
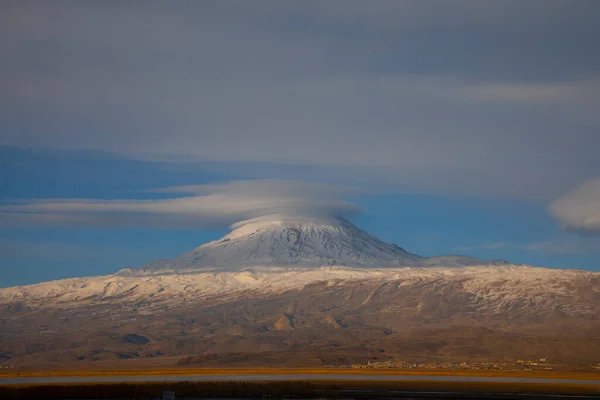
[452,237,600,255]
[522,239,600,255]
[460,80,600,103]
[453,241,508,252]
[548,178,600,235]
[0,1,599,199]
[0,239,94,261]
[455,238,600,256]
[0,180,360,228]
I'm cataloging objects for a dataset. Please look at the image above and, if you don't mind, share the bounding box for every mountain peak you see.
[130,214,508,276]
[135,214,424,274]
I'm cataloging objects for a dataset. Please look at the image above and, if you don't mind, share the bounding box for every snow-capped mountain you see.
[0,214,598,368]
[125,214,505,275]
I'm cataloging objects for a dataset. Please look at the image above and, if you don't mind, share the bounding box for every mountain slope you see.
[0,265,598,367]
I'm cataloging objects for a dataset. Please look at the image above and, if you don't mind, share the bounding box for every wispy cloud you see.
[0,239,95,261]
[454,238,600,256]
[460,79,600,103]
[0,180,360,228]
[522,239,600,255]
[453,241,508,252]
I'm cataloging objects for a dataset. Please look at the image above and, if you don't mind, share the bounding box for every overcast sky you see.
[1,1,599,285]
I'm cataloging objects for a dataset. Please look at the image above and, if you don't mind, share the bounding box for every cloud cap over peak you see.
[0,180,361,229]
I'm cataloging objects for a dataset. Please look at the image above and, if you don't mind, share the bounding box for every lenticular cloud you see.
[548,178,600,235]
[0,180,361,229]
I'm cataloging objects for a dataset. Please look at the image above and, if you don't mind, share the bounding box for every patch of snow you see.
[1,265,597,319]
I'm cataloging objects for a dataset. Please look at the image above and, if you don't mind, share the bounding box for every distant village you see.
[338,358,600,372]
[2,359,600,372]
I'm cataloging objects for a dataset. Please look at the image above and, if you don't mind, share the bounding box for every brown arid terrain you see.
[1,269,599,369]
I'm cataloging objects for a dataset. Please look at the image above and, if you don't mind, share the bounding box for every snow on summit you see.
[129,214,504,275]
[132,214,418,273]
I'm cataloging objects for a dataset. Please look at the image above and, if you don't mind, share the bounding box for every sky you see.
[1,1,600,287]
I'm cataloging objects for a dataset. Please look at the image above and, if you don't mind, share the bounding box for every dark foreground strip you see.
[3,373,600,386]
[1,380,599,400]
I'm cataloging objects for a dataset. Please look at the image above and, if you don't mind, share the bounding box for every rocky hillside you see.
[0,265,598,367]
